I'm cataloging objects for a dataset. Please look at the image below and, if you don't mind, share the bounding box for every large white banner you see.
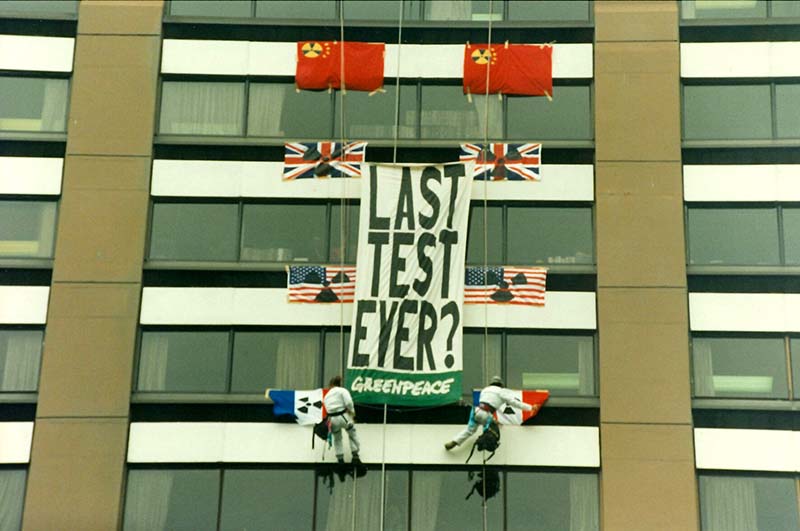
[347,163,473,405]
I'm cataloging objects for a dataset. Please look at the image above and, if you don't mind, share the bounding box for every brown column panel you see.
[77,0,163,36]
[23,419,129,531]
[595,1,678,42]
[601,423,699,531]
[595,41,681,162]
[598,287,692,424]
[53,157,149,283]
[596,162,686,287]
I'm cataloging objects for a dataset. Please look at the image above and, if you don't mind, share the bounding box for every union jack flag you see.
[283,141,367,180]
[459,143,541,181]
[464,266,547,306]
[287,265,356,303]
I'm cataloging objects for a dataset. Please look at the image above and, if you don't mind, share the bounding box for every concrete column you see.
[22,2,163,529]
[593,2,699,530]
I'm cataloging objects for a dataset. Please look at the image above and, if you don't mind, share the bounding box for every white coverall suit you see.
[323,386,361,460]
[452,385,534,446]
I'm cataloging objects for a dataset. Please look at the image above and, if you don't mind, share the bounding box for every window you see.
[463,330,597,397]
[686,206,800,267]
[0,0,78,15]
[683,83,800,141]
[136,328,347,393]
[159,81,245,136]
[0,201,57,259]
[343,0,420,21]
[0,469,26,531]
[123,469,220,531]
[0,329,43,392]
[692,337,789,399]
[681,0,768,19]
[792,338,800,398]
[0,77,68,133]
[255,0,337,19]
[149,202,239,262]
[220,469,313,530]
[507,471,599,531]
[773,0,800,17]
[698,474,799,531]
[169,0,252,17]
[411,469,503,529]
[466,204,595,266]
[316,468,408,530]
[158,80,592,141]
[148,201,358,264]
[508,0,591,21]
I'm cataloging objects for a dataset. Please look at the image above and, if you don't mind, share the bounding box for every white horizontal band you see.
[0,157,63,195]
[0,286,49,324]
[0,423,33,464]
[161,40,593,78]
[0,35,74,73]
[681,42,800,78]
[684,165,800,202]
[151,160,594,201]
[140,288,597,329]
[128,422,599,467]
[689,293,800,332]
[695,428,800,472]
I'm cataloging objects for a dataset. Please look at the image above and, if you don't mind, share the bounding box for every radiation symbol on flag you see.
[302,42,325,58]
[471,48,494,65]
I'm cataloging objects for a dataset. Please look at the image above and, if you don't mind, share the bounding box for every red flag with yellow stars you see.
[463,43,553,97]
[296,41,384,92]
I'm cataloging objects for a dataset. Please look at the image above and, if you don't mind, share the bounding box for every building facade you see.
[0,0,798,529]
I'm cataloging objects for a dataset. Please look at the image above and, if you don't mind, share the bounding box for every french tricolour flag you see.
[471,389,550,425]
[268,388,330,425]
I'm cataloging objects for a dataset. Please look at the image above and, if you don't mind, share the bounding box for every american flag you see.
[287,265,356,303]
[460,143,541,181]
[283,141,367,180]
[464,266,547,306]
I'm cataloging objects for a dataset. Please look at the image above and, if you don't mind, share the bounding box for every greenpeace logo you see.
[351,376,455,396]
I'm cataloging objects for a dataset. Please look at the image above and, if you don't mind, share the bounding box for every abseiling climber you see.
[323,375,362,465]
[444,375,540,451]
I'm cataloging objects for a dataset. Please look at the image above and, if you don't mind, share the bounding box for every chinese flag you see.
[296,41,385,92]
[463,43,553,97]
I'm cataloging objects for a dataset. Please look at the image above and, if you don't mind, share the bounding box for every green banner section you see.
[346,368,462,406]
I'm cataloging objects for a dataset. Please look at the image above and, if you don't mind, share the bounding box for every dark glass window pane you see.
[334,85,416,139]
[0,1,78,14]
[0,201,57,258]
[248,83,332,138]
[699,475,799,531]
[782,208,800,265]
[509,0,590,21]
[160,82,245,136]
[123,470,219,531]
[0,470,26,531]
[220,469,313,530]
[316,469,408,530]
[772,0,800,17]
[149,203,239,261]
[507,334,595,396]
[507,86,592,140]
[241,204,327,262]
[792,339,800,399]
[421,87,502,140]
[0,77,68,132]
[137,331,229,392]
[683,85,771,140]
[466,204,503,265]
[344,0,420,20]
[462,331,502,396]
[507,206,593,265]
[330,204,359,263]
[0,330,43,392]
[170,0,251,16]
[776,84,800,138]
[411,470,503,530]
[508,472,599,531]
[424,0,501,21]
[692,337,788,398]
[255,0,337,19]
[687,208,779,265]
[324,330,350,385]
[681,0,767,19]
[231,331,319,391]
